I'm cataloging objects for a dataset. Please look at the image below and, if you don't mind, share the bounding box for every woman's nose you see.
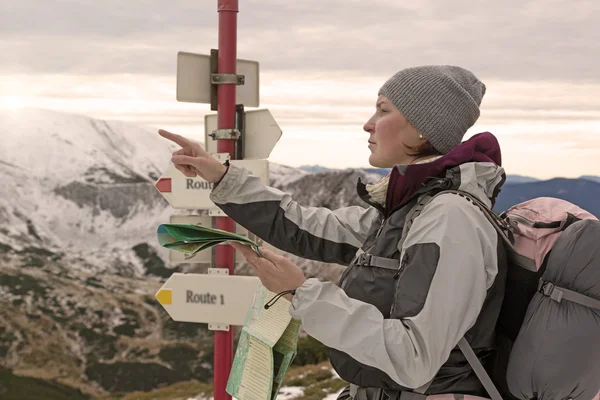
[363,117,375,133]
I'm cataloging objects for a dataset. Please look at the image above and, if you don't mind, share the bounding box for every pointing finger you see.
[159,129,192,148]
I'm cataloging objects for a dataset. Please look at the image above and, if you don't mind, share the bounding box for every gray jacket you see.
[210,161,507,395]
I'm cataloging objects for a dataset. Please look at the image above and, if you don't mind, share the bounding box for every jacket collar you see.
[358,132,506,217]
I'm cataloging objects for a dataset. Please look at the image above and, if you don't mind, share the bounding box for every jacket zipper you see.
[375,217,386,238]
[390,253,410,314]
[393,252,409,280]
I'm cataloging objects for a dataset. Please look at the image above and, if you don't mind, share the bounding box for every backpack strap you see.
[400,191,508,400]
[538,280,600,310]
[402,189,515,252]
[457,338,504,400]
[356,252,401,270]
[442,190,515,249]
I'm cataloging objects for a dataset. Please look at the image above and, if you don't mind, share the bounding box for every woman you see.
[159,65,508,399]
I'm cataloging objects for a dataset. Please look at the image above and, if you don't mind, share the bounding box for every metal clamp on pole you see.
[210,48,246,110]
[211,73,245,85]
[209,128,240,140]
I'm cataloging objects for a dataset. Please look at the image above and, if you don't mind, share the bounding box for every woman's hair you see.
[402,122,442,159]
[404,140,440,158]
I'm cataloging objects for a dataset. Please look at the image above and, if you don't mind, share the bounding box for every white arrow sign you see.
[155,273,261,325]
[155,159,269,209]
[176,51,259,107]
[204,109,282,159]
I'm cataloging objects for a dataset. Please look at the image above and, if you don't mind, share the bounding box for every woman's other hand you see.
[230,242,307,301]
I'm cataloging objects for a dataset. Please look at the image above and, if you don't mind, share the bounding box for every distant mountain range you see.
[298,165,600,217]
[299,165,599,185]
[503,175,540,184]
[580,175,600,183]
[494,178,600,216]
[299,165,391,177]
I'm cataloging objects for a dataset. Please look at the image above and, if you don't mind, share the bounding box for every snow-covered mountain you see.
[0,108,374,397]
[1,108,183,278]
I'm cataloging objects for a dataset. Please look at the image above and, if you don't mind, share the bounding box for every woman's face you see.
[363,95,424,168]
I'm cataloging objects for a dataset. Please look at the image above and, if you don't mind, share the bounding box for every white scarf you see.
[365,155,443,206]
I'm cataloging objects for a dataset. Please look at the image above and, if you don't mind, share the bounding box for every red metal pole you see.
[214,1,238,400]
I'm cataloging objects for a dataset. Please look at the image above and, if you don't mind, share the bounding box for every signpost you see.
[155,159,270,210]
[176,51,259,108]
[204,109,282,159]
[152,1,285,399]
[155,273,261,327]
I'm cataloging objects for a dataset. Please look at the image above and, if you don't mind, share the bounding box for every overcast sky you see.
[1,0,599,178]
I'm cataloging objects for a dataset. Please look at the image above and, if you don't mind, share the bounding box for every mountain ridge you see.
[1,108,599,398]
[298,165,599,185]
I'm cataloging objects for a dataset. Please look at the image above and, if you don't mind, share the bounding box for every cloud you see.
[1,0,599,81]
[2,0,599,179]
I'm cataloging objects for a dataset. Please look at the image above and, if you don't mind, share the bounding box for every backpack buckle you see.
[538,280,554,296]
[357,253,372,266]
[538,280,564,302]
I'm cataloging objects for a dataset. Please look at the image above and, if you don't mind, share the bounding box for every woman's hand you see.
[158,129,227,183]
[230,242,307,302]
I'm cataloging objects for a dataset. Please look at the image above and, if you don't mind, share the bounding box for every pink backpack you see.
[500,197,597,271]
[493,198,600,400]
[410,193,600,400]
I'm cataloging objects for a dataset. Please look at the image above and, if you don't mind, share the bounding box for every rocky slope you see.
[0,108,382,397]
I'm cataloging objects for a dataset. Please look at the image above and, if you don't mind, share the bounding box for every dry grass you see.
[96,361,348,400]
[97,380,213,400]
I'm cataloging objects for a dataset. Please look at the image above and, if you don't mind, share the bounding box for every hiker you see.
[159,66,509,399]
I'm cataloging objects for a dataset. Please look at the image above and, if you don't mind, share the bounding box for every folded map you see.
[156,223,262,256]
[227,286,300,400]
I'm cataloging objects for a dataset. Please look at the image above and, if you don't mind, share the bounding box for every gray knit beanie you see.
[378,65,486,154]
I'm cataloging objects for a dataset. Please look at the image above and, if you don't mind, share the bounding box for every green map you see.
[156,223,262,255]
[227,286,301,400]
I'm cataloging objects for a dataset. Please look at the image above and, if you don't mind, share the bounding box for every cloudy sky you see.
[1,0,599,179]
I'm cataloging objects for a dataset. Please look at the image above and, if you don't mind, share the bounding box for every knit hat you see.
[378,65,486,154]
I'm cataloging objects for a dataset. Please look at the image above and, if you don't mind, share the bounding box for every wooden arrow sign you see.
[155,160,269,209]
[155,164,215,209]
[155,273,262,326]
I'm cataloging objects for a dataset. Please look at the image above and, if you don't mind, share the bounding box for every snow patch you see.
[277,386,305,400]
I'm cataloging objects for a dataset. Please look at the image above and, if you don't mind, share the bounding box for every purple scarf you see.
[384,132,502,215]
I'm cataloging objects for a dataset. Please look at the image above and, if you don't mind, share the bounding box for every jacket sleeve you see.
[288,194,499,388]
[209,164,381,265]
